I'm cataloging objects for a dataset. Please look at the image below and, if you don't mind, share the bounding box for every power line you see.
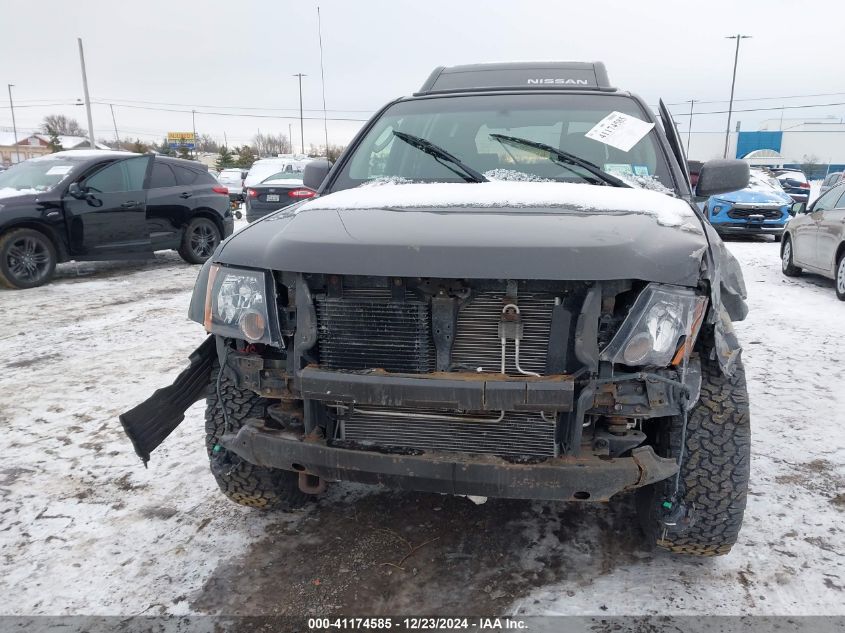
[91,101,369,122]
[663,91,845,107]
[97,97,374,113]
[670,101,845,117]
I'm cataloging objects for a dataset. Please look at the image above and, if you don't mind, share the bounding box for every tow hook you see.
[298,472,327,494]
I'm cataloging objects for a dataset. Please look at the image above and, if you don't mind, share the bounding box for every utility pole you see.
[109,103,120,148]
[685,99,697,156]
[723,34,751,158]
[317,6,329,154]
[191,109,197,159]
[289,123,293,154]
[293,73,307,154]
[223,131,228,149]
[77,38,97,149]
[7,84,20,164]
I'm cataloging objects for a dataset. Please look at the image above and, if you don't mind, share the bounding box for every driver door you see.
[63,156,153,259]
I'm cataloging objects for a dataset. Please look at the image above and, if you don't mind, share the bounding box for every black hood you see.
[0,191,41,208]
[218,203,708,286]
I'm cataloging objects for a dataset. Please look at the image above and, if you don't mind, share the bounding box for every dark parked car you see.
[0,150,233,289]
[122,62,752,556]
[245,171,315,222]
[771,168,810,203]
[782,181,845,300]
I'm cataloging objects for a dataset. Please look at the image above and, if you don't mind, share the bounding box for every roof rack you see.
[416,62,614,95]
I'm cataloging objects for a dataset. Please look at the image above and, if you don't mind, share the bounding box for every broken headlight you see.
[203,264,280,346]
[600,283,704,368]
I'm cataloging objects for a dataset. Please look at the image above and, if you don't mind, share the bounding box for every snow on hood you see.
[300,181,698,229]
[0,187,40,200]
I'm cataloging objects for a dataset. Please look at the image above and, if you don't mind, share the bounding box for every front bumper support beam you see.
[220,424,678,502]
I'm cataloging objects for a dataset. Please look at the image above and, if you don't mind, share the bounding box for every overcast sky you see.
[2,0,844,150]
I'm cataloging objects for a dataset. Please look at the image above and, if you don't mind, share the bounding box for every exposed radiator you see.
[451,291,555,375]
[340,406,556,458]
[315,288,556,377]
[316,290,432,373]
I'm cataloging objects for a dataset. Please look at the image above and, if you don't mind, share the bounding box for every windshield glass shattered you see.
[334,93,673,193]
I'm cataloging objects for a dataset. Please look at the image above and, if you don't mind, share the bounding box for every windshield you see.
[749,171,784,191]
[333,93,673,192]
[0,158,80,197]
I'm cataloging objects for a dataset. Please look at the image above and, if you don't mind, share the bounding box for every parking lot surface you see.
[1,239,843,616]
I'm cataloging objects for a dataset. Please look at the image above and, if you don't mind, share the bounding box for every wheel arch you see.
[0,220,69,262]
[186,208,225,237]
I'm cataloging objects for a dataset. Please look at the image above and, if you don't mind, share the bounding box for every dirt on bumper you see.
[219,424,678,502]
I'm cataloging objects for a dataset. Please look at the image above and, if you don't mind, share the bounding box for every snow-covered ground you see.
[1,236,843,616]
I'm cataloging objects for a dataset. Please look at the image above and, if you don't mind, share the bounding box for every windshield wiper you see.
[489,133,630,188]
[392,131,488,184]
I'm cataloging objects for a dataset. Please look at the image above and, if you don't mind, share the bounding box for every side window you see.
[812,187,842,213]
[85,156,150,193]
[149,162,177,188]
[172,165,199,186]
[194,170,217,185]
[834,186,845,209]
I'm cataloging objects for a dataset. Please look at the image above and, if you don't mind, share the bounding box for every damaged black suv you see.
[122,62,752,556]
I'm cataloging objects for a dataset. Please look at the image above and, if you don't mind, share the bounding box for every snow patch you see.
[0,187,40,199]
[300,181,699,229]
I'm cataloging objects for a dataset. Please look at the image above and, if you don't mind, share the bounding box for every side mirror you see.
[67,182,86,199]
[695,159,750,198]
[790,202,805,216]
[303,159,332,191]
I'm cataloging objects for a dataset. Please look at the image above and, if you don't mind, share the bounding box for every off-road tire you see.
[781,235,802,277]
[205,361,310,510]
[179,217,221,264]
[637,340,751,556]
[0,228,57,289]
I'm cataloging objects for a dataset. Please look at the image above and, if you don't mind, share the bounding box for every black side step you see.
[119,336,215,465]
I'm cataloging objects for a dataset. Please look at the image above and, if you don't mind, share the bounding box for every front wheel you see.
[179,217,221,264]
[205,360,312,510]
[0,228,57,289]
[636,343,751,556]
[836,252,845,301]
[781,236,802,277]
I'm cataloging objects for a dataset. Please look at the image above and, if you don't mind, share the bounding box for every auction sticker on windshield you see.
[45,165,73,176]
[585,111,654,152]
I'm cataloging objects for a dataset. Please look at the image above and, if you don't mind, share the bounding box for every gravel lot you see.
[1,236,843,616]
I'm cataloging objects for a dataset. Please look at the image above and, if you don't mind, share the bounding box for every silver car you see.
[781,182,845,300]
[820,171,843,196]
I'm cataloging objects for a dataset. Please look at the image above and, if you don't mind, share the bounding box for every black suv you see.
[123,62,752,556]
[0,150,233,289]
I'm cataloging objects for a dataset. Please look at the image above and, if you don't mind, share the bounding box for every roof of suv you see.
[416,61,614,96]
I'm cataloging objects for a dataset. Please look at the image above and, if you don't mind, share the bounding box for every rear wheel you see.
[636,343,750,556]
[781,236,801,277]
[179,217,221,264]
[836,251,845,301]
[205,360,311,510]
[0,228,57,289]
[773,233,782,243]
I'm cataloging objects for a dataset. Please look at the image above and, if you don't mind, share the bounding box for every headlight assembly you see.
[600,283,707,368]
[203,264,281,346]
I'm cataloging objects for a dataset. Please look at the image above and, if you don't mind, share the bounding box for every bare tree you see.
[253,132,291,157]
[40,114,87,136]
[308,143,346,161]
[195,134,220,153]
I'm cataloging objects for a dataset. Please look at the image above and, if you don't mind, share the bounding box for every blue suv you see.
[702,170,792,241]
